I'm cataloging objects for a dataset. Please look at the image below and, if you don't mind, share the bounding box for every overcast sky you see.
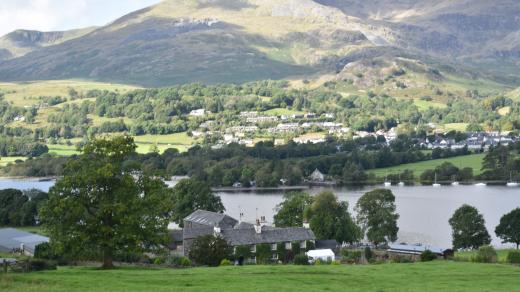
[0,0,162,37]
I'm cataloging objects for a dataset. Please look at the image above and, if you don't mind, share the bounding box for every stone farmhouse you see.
[171,210,316,263]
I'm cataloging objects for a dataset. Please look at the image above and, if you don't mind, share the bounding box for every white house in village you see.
[310,169,325,182]
[189,109,207,117]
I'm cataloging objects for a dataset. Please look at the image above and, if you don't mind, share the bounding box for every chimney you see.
[214,226,221,236]
[254,219,262,234]
[303,220,310,229]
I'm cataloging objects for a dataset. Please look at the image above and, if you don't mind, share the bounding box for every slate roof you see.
[316,240,340,251]
[221,226,315,246]
[184,210,238,229]
[182,210,316,246]
[388,244,446,255]
[0,228,49,253]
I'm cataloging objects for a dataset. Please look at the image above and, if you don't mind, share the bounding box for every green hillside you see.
[2,262,519,292]
[370,154,486,177]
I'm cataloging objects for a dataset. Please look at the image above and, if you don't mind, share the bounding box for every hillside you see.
[0,0,520,86]
[0,28,96,60]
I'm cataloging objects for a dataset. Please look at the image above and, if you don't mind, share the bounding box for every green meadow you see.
[370,153,486,177]
[1,262,519,292]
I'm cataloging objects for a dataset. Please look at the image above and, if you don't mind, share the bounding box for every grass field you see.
[370,154,486,177]
[263,108,304,116]
[0,157,25,168]
[133,132,195,153]
[0,80,139,107]
[1,262,519,291]
[47,145,80,156]
[413,99,447,111]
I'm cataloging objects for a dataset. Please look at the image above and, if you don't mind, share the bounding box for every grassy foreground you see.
[1,262,519,292]
[371,154,486,177]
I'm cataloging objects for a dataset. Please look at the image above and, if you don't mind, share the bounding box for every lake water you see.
[2,178,519,248]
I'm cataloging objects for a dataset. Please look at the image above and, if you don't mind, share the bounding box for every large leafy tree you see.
[189,234,232,267]
[171,178,225,227]
[356,189,399,246]
[274,192,314,227]
[306,191,361,244]
[449,204,491,250]
[0,188,47,226]
[495,208,520,249]
[40,136,174,269]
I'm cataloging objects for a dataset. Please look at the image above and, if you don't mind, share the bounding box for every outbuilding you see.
[0,228,49,256]
[306,249,335,263]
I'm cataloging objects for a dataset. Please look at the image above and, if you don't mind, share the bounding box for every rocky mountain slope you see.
[0,0,519,86]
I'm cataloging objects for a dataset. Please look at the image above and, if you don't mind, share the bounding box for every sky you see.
[0,0,163,37]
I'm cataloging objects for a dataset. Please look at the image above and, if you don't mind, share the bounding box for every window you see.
[285,242,291,250]
[271,243,277,251]
[300,241,306,249]
[251,245,256,253]
[272,253,278,260]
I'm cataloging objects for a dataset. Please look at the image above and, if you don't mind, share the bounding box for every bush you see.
[294,255,310,265]
[364,247,373,262]
[166,256,191,267]
[391,256,413,264]
[473,245,497,263]
[420,250,437,262]
[507,250,520,264]
[331,260,341,265]
[154,257,165,265]
[341,249,362,264]
[16,259,58,272]
[220,259,232,266]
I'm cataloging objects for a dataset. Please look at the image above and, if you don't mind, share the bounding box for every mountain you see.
[0,27,97,60]
[0,0,519,86]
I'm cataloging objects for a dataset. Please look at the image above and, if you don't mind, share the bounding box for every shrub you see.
[473,245,497,263]
[507,250,520,264]
[294,255,310,265]
[154,257,165,265]
[166,256,191,267]
[220,259,232,266]
[331,260,341,265]
[364,247,373,262]
[391,256,413,264]
[420,250,437,262]
[255,244,273,264]
[16,259,58,272]
[341,249,362,264]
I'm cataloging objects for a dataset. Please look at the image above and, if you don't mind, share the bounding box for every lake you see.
[2,178,519,248]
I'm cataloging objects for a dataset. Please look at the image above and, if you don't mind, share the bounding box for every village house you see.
[310,169,325,182]
[172,210,315,263]
[189,109,207,117]
[246,116,278,124]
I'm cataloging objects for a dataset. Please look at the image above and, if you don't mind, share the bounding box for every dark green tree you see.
[306,191,361,244]
[189,235,232,267]
[495,208,520,249]
[274,192,313,227]
[356,189,399,246]
[171,178,225,227]
[40,136,174,269]
[449,204,491,250]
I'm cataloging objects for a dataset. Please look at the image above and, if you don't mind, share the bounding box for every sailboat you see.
[384,173,392,187]
[451,175,459,186]
[398,174,405,186]
[433,173,441,187]
[507,172,519,187]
